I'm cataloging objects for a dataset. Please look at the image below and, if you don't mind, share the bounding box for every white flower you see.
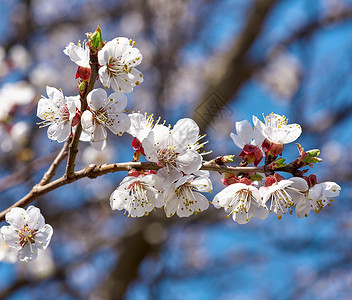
[0,206,53,262]
[81,88,131,150]
[142,118,203,180]
[98,37,143,93]
[63,42,90,68]
[230,119,265,149]
[163,175,212,218]
[37,86,81,142]
[127,112,155,142]
[253,113,302,144]
[110,174,164,217]
[213,183,269,224]
[260,177,308,218]
[295,181,341,218]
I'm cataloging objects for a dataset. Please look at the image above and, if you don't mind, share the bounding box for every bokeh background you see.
[0,0,351,299]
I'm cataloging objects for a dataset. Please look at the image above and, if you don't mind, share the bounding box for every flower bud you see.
[262,139,285,156]
[86,26,103,52]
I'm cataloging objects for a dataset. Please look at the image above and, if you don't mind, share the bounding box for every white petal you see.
[18,244,38,262]
[110,189,128,211]
[98,66,110,88]
[35,225,53,250]
[143,125,170,162]
[230,132,245,149]
[63,43,89,67]
[90,139,106,151]
[251,203,269,220]
[295,197,311,218]
[1,226,21,249]
[191,177,212,193]
[280,124,302,144]
[91,124,107,142]
[87,88,108,111]
[289,177,309,192]
[123,48,143,67]
[107,112,131,136]
[106,92,128,112]
[111,75,133,93]
[81,111,94,134]
[56,123,71,143]
[172,118,199,148]
[252,115,266,136]
[26,206,45,230]
[233,210,249,224]
[5,207,27,229]
[155,168,182,189]
[164,194,180,217]
[46,86,64,102]
[322,182,341,197]
[235,120,253,145]
[176,150,202,174]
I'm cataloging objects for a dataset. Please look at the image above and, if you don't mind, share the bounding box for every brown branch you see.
[194,0,279,131]
[65,50,100,178]
[0,159,299,222]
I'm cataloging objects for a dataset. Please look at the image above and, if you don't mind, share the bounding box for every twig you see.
[65,51,100,178]
[0,160,289,223]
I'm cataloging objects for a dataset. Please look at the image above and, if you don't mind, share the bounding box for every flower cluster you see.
[213,113,341,223]
[1,28,340,264]
[37,29,144,150]
[110,114,212,217]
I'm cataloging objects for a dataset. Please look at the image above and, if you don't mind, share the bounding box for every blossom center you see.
[17,225,37,247]
[175,183,202,214]
[91,107,114,127]
[157,147,178,168]
[264,113,288,128]
[227,188,251,215]
[270,187,293,214]
[107,57,131,77]
[38,104,70,128]
[60,106,70,124]
[125,181,152,216]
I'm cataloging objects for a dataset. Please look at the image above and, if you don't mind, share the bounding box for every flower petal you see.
[107,112,131,136]
[87,88,108,111]
[5,207,27,229]
[1,226,21,249]
[176,150,202,174]
[18,244,38,262]
[26,206,45,230]
[172,118,199,149]
[35,224,53,250]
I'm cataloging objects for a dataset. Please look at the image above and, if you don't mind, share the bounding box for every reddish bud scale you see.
[71,109,81,127]
[304,174,317,188]
[264,173,285,187]
[262,139,285,156]
[239,144,263,166]
[131,138,145,155]
[76,66,91,81]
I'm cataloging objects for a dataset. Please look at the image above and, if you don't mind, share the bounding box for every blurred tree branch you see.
[193,0,279,130]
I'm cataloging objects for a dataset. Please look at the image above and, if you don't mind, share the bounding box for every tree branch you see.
[0,158,309,222]
[65,50,100,178]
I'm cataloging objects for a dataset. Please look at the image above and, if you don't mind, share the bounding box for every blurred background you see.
[0,0,351,299]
